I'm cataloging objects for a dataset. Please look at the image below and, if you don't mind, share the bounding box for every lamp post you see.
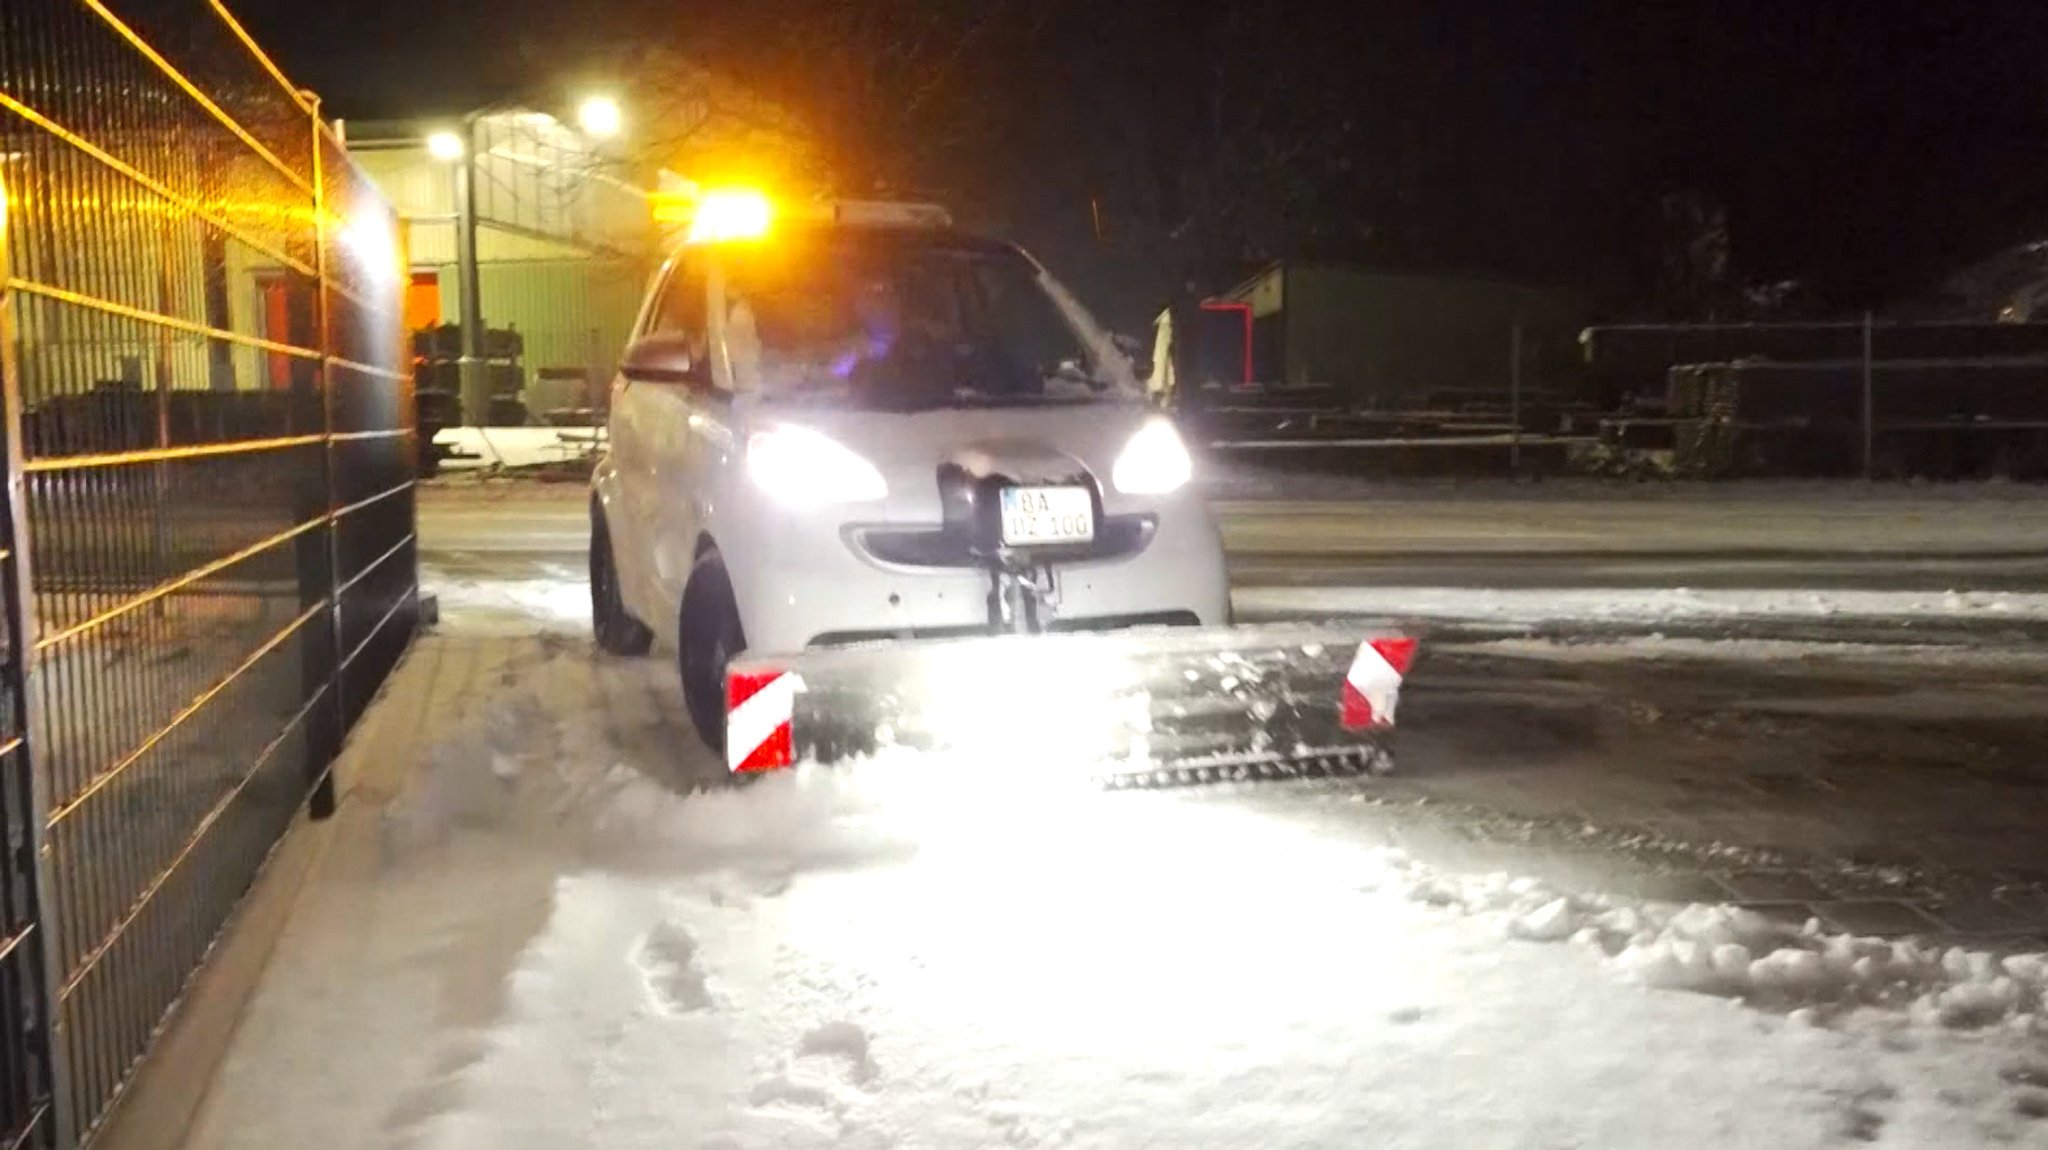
[426,125,485,425]
[453,115,486,427]
[425,94,621,427]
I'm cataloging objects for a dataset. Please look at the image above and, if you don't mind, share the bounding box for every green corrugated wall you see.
[431,259,648,415]
[1281,267,1583,401]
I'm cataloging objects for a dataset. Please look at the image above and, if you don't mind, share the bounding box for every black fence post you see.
[1861,311,1875,481]
[0,167,66,1148]
[1509,323,1524,476]
[307,98,343,822]
[293,434,341,822]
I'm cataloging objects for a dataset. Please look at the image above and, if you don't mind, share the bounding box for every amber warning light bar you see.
[651,188,952,239]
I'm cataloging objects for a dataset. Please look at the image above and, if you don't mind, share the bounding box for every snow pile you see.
[434,426,595,471]
[1372,851,2048,1029]
[386,763,2048,1148]
[374,650,932,876]
[1234,584,2048,624]
[1472,634,1971,663]
[422,562,591,635]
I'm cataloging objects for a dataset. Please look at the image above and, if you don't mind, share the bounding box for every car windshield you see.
[717,228,1137,410]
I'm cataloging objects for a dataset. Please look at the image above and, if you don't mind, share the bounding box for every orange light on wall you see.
[404,271,442,334]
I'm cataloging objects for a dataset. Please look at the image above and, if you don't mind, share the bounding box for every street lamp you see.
[423,96,621,427]
[577,94,623,139]
[426,120,486,426]
[424,129,465,161]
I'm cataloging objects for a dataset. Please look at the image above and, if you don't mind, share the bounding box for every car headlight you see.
[1111,418,1193,495]
[746,426,887,505]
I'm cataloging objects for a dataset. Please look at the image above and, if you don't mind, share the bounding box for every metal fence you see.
[1178,323,1598,478]
[1585,319,2048,479]
[0,1,418,1144]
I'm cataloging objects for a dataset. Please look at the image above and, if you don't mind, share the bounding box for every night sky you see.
[226,0,2048,325]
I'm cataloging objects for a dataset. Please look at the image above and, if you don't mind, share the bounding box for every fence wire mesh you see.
[0,1,418,1143]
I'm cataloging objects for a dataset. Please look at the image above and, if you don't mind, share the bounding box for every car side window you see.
[647,262,711,379]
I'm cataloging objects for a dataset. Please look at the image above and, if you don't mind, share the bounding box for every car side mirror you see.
[620,330,708,387]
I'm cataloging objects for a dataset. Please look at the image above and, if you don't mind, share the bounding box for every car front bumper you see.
[718,495,1231,653]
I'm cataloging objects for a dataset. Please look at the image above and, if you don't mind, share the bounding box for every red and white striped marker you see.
[1340,637,1417,730]
[727,668,798,773]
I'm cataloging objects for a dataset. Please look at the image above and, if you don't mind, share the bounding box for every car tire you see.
[590,502,654,656]
[679,551,746,754]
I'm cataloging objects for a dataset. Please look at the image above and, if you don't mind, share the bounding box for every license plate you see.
[999,486,1095,546]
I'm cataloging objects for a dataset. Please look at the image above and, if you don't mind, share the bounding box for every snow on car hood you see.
[746,402,1164,523]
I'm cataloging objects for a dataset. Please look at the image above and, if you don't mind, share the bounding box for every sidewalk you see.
[172,632,710,1149]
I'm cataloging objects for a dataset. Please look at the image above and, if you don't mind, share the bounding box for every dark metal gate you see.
[0,1,419,1144]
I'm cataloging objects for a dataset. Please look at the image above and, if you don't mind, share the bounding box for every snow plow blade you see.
[725,625,1417,786]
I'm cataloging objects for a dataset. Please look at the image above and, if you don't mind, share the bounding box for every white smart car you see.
[589,196,1232,756]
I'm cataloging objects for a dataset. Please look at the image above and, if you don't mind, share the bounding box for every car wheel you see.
[679,551,746,753]
[590,503,654,656]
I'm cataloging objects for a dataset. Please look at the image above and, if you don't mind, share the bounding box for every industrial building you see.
[339,111,656,426]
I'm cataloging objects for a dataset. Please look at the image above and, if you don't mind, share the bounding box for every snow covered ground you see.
[1212,490,2048,560]
[1235,584,2048,625]
[164,479,2048,1149]
[426,558,590,636]
[1204,463,2048,511]
[423,468,2048,599]
[183,636,2048,1150]
[173,475,2048,1149]
[434,427,598,472]
[431,566,2048,643]
[1465,632,2048,671]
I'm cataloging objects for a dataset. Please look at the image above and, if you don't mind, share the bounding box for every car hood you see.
[743,402,1164,524]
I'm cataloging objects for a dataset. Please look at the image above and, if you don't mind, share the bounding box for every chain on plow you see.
[1093,745,1396,791]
